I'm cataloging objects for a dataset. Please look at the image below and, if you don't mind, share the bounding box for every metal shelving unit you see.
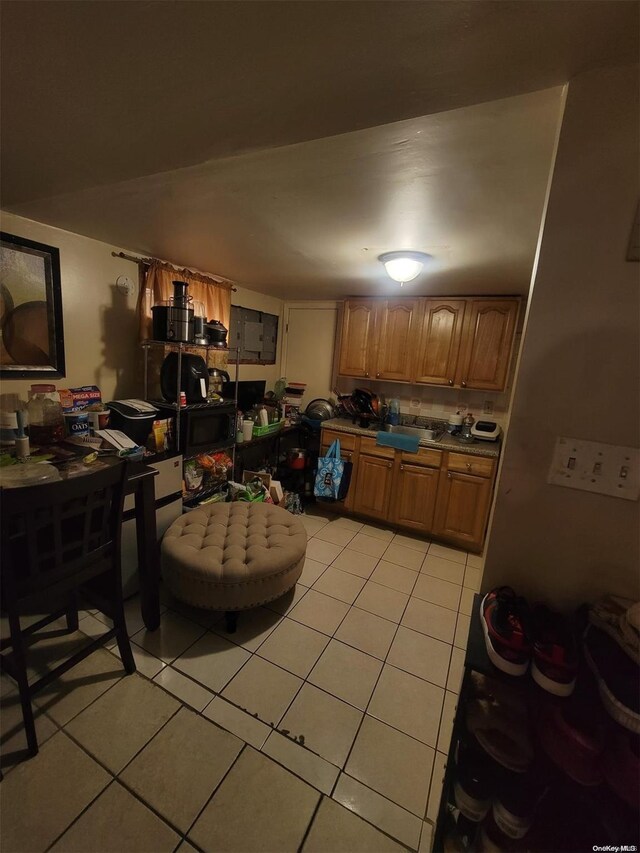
[141,340,240,490]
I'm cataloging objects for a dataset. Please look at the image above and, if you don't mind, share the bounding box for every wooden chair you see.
[0,463,136,756]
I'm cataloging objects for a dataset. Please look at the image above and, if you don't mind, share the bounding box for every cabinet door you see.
[352,453,394,521]
[433,470,493,550]
[414,299,466,386]
[456,299,519,391]
[338,300,376,378]
[373,299,417,382]
[392,463,440,532]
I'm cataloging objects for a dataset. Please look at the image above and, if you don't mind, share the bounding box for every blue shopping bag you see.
[314,440,345,500]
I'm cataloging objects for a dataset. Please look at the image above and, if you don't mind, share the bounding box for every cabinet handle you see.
[447,472,452,479]
[448,379,453,386]
[376,372,381,378]
[365,372,369,378]
[400,464,404,471]
[387,462,393,469]
[461,380,467,387]
[466,463,472,470]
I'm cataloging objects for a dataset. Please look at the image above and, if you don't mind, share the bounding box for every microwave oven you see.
[155,401,236,457]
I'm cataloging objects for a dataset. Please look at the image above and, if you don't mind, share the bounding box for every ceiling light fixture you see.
[378,251,431,286]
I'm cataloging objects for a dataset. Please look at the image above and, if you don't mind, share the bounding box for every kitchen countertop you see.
[321,418,502,459]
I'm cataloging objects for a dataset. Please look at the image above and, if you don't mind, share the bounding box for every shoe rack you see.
[433,595,638,852]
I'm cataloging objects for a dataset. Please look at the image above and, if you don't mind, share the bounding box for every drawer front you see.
[400,447,442,469]
[320,444,355,460]
[359,436,395,459]
[447,452,495,479]
[321,429,357,452]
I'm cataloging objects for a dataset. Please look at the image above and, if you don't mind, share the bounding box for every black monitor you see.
[223,380,266,413]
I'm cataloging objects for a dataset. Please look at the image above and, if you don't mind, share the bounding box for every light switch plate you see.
[547,436,639,501]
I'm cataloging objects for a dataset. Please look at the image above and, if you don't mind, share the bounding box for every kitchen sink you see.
[383,424,445,442]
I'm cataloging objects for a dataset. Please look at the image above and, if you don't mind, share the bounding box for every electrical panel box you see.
[230,305,279,364]
[547,436,639,501]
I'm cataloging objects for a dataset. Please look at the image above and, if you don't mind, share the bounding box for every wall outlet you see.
[547,436,639,501]
[456,402,467,414]
[483,400,495,415]
[409,398,421,412]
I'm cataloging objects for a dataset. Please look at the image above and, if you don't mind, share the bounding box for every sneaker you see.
[583,624,640,733]
[589,595,640,664]
[530,604,578,696]
[536,699,604,786]
[453,744,494,821]
[443,813,479,853]
[600,725,640,811]
[480,587,532,676]
[467,673,533,773]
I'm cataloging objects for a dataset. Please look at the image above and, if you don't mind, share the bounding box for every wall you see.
[483,63,640,608]
[0,211,285,403]
[1,211,140,404]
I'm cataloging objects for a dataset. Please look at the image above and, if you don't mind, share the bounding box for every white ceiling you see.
[1,1,637,298]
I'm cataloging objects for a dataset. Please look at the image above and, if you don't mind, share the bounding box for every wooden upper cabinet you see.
[456,299,519,391]
[373,300,417,382]
[413,299,466,386]
[338,300,377,378]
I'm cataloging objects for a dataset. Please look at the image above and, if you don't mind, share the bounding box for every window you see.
[229,305,279,364]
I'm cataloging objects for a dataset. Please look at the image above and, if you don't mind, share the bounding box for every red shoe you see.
[536,700,604,786]
[480,587,532,676]
[531,605,578,697]
[600,726,640,811]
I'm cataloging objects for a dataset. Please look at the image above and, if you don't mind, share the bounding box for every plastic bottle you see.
[27,384,65,445]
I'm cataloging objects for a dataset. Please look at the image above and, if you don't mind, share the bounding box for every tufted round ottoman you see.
[161,502,307,624]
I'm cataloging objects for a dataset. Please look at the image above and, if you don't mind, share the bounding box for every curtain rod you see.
[111,251,237,291]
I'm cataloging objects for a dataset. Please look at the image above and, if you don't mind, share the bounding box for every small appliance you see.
[151,280,195,343]
[160,352,209,404]
[154,401,236,457]
[192,301,208,346]
[107,399,159,445]
[205,319,228,348]
[471,420,502,441]
[208,368,231,397]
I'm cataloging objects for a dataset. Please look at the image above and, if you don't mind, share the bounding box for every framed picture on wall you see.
[0,231,66,378]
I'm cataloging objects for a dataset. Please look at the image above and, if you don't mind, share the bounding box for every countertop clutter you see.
[322,417,502,459]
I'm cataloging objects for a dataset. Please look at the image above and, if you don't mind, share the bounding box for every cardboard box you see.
[269,480,284,505]
[242,470,272,489]
[58,385,102,413]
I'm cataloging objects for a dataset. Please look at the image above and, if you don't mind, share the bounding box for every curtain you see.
[138,260,231,341]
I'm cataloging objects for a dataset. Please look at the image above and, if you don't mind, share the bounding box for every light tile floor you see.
[0,508,482,852]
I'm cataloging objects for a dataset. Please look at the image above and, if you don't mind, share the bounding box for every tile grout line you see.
[326,561,427,822]
[43,703,185,852]
[5,523,468,852]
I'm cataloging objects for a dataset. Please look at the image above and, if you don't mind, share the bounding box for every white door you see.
[283,304,338,406]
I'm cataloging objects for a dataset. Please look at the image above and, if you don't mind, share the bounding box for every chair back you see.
[1,462,128,605]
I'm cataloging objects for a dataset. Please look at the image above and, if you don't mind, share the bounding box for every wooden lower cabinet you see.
[352,453,394,521]
[392,462,440,532]
[319,428,496,551]
[432,469,493,550]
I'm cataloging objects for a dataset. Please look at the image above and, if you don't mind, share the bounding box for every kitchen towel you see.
[376,431,420,453]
